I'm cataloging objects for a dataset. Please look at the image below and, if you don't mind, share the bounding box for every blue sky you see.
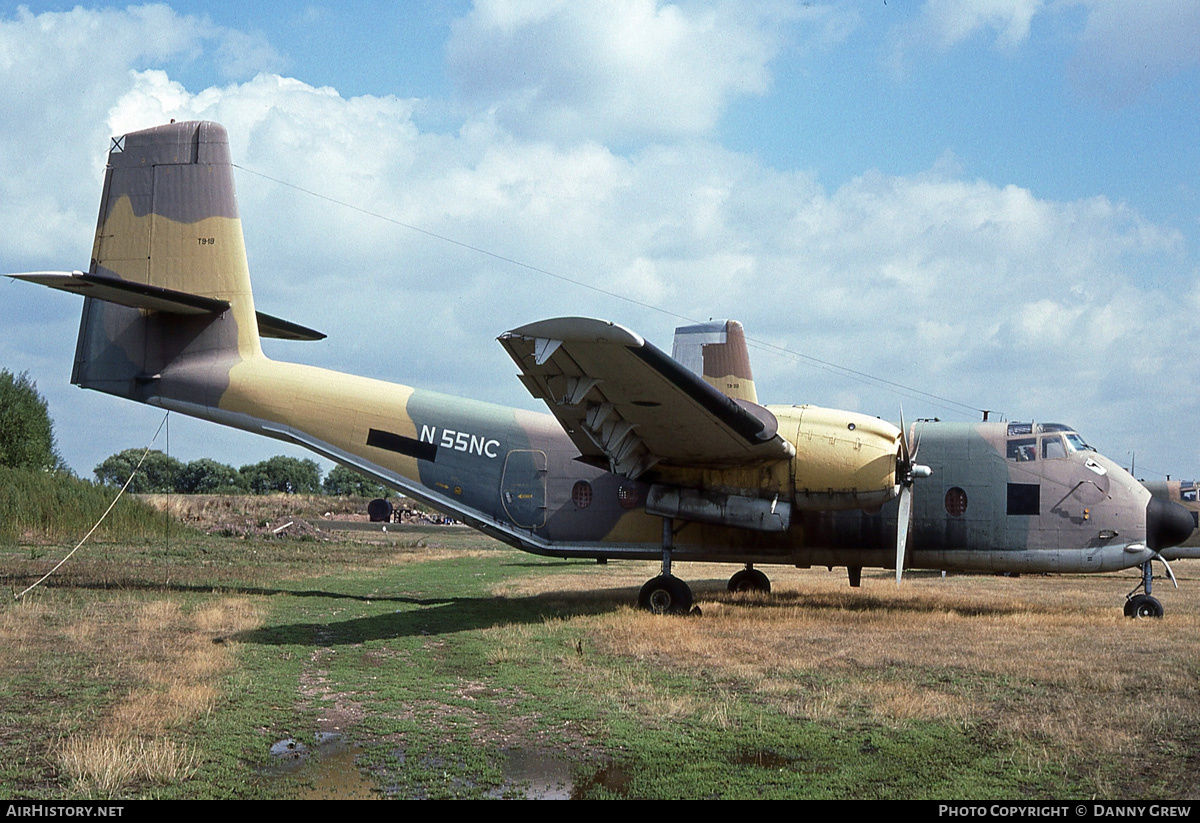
[1,0,1197,482]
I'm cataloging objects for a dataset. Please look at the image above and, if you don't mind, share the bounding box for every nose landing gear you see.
[1123,557,1176,618]
[1124,593,1163,619]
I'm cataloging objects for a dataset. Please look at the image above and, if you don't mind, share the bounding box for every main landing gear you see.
[637,520,779,614]
[638,574,693,614]
[637,517,696,615]
[727,565,770,594]
[1123,558,1174,618]
[637,563,775,613]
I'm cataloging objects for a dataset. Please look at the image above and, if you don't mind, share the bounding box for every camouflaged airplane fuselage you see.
[11,121,1193,598]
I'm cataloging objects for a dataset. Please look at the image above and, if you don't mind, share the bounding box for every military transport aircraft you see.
[8,121,1193,617]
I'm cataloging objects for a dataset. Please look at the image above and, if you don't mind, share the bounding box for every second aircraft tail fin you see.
[671,319,758,404]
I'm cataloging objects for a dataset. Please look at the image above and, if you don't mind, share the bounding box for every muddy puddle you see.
[264,733,378,799]
[489,748,575,799]
[266,733,614,799]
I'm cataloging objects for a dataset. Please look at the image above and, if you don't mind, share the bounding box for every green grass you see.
[0,466,177,544]
[196,549,1077,799]
[0,510,1196,798]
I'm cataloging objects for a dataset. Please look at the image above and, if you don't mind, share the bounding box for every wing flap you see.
[499,317,794,479]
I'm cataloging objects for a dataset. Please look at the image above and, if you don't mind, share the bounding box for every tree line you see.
[93,450,392,497]
[0,369,64,473]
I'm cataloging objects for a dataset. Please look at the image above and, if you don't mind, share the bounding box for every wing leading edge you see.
[498,317,795,480]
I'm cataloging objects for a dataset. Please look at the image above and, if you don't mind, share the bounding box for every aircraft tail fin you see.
[14,121,321,411]
[671,319,758,403]
[72,121,260,408]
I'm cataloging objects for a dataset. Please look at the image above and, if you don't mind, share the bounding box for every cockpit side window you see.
[1007,437,1037,462]
[1041,435,1067,460]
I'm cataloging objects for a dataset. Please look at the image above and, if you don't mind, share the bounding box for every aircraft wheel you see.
[1124,594,1164,619]
[728,568,771,594]
[637,575,693,615]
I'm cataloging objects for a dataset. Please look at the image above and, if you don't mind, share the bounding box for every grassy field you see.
[1,494,1197,799]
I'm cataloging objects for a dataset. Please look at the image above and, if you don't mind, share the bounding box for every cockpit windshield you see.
[1064,433,1094,453]
[1005,423,1095,462]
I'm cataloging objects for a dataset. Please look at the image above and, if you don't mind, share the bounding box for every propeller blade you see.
[894,408,929,585]
[896,483,912,585]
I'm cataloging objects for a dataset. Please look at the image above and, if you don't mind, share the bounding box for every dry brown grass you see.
[108,598,261,730]
[57,736,198,795]
[496,561,1200,787]
[142,492,366,526]
[1,592,263,796]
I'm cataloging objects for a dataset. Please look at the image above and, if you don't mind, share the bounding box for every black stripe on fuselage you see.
[367,428,437,462]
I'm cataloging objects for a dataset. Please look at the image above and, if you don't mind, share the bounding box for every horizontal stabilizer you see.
[10,271,227,315]
[255,311,326,341]
[8,271,324,341]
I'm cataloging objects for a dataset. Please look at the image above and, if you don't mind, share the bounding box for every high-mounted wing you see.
[498,317,795,480]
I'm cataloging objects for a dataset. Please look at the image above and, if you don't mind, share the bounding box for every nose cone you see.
[1146,496,1195,550]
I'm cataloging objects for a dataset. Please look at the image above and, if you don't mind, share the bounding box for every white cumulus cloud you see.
[446,0,791,141]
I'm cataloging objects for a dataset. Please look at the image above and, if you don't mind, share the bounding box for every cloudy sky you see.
[1,0,1197,483]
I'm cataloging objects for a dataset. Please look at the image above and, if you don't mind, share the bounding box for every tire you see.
[637,575,693,615]
[727,568,771,594]
[1125,594,1164,619]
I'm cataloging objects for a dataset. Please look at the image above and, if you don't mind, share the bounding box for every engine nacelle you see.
[772,404,901,511]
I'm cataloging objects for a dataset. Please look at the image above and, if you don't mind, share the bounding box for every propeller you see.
[895,410,932,585]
